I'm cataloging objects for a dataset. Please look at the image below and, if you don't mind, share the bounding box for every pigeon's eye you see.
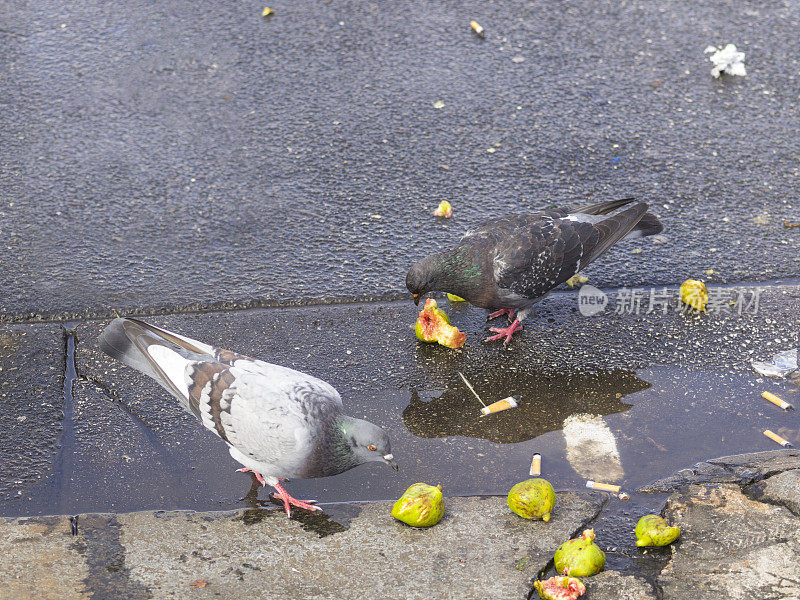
[368,445,377,451]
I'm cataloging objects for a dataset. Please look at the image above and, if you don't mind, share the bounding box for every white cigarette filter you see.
[470,20,485,37]
[763,430,793,448]
[530,453,542,476]
[585,480,621,493]
[480,396,518,416]
[762,391,794,411]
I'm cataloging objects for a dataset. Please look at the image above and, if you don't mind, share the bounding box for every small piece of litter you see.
[189,580,208,588]
[458,371,486,408]
[618,492,630,501]
[762,391,794,411]
[783,221,800,228]
[705,44,746,79]
[261,7,274,17]
[433,200,453,218]
[486,147,496,153]
[530,453,541,476]
[480,397,517,416]
[447,293,466,302]
[511,56,525,63]
[764,430,793,448]
[586,480,621,493]
[565,274,589,288]
[470,20,485,37]
[433,100,445,109]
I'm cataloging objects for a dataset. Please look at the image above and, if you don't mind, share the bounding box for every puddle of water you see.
[6,363,798,525]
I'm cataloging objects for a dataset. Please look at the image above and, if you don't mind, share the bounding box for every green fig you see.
[507,478,556,521]
[533,576,586,600]
[415,299,466,349]
[391,483,444,527]
[635,514,680,547]
[553,529,606,577]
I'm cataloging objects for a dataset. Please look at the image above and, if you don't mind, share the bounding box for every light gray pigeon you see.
[98,318,397,516]
[406,198,663,344]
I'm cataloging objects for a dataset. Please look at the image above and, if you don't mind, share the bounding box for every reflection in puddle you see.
[563,414,624,481]
[402,369,649,444]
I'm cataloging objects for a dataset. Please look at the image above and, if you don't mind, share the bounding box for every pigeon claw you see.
[272,482,322,517]
[487,308,516,321]
[485,319,523,345]
[236,467,267,486]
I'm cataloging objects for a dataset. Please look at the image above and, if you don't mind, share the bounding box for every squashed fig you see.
[507,478,556,521]
[415,299,466,349]
[533,576,586,600]
[680,279,708,312]
[553,529,606,577]
[635,514,680,547]
[391,483,444,527]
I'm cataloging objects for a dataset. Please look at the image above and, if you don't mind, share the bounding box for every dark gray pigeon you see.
[98,318,396,516]
[406,198,663,344]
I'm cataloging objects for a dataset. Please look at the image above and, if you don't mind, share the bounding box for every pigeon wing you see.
[185,359,343,472]
[489,212,591,300]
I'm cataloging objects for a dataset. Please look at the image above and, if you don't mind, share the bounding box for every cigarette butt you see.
[480,397,517,416]
[586,480,621,493]
[764,430,794,448]
[530,453,541,476]
[618,492,630,501]
[762,391,794,411]
[470,20,485,37]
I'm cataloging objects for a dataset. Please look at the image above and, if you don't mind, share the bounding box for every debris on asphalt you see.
[480,396,518,416]
[391,483,444,527]
[635,514,681,547]
[553,529,606,577]
[433,200,452,217]
[566,274,589,288]
[469,20,484,38]
[751,348,799,379]
[704,43,746,78]
[762,391,794,411]
[679,279,708,312]
[764,430,794,448]
[261,7,274,17]
[447,293,466,302]
[585,480,621,493]
[530,453,542,476]
[617,492,630,501]
[433,100,445,109]
[458,371,486,408]
[415,299,466,348]
[189,579,208,588]
[507,478,555,521]
[783,220,800,228]
[533,575,586,600]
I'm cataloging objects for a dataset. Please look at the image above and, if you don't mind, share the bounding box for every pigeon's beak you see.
[412,293,420,306]
[383,453,398,471]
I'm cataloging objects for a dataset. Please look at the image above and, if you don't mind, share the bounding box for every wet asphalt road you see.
[1,0,800,529]
[2,0,800,321]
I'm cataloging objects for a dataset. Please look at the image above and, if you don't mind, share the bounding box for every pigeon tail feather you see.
[625,210,663,239]
[98,318,214,411]
[574,197,637,215]
[581,202,650,267]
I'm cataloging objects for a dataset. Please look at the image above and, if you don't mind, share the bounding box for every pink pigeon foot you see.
[272,482,321,517]
[485,318,523,344]
[236,467,266,486]
[487,308,516,321]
